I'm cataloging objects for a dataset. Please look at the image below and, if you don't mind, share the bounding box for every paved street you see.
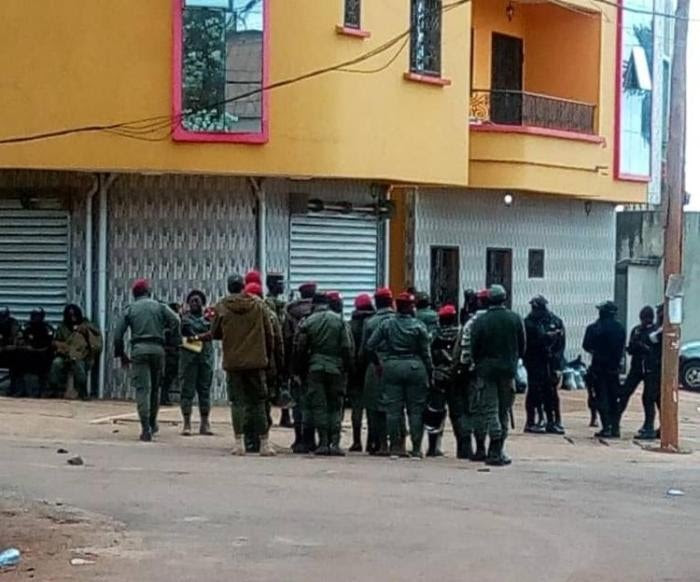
[1,392,699,582]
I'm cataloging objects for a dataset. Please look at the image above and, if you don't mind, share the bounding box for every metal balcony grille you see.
[410,0,442,76]
[344,0,361,28]
[470,90,597,135]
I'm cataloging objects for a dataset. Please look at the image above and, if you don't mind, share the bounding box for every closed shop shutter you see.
[289,213,379,315]
[0,199,69,324]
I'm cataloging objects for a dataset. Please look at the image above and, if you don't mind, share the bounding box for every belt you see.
[385,354,420,361]
[131,338,164,346]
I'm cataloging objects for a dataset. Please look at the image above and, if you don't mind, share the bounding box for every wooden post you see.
[659,0,690,452]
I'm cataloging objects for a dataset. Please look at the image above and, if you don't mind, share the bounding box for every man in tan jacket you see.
[212,274,275,456]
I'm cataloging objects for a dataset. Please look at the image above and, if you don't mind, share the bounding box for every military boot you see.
[291,423,305,453]
[349,425,363,452]
[636,402,657,440]
[375,438,390,457]
[484,437,511,467]
[315,431,330,456]
[279,408,294,428]
[458,434,473,460]
[139,420,152,442]
[231,435,246,456]
[546,422,565,435]
[426,434,440,457]
[181,413,192,436]
[259,435,276,457]
[150,416,159,436]
[329,434,346,457]
[524,422,546,434]
[199,413,214,436]
[471,434,486,462]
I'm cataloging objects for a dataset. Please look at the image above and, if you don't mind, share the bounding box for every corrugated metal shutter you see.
[0,199,69,324]
[289,213,379,316]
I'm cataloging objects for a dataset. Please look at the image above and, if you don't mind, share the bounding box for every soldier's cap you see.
[477,289,490,300]
[596,300,618,313]
[415,291,430,304]
[438,304,457,318]
[530,294,548,308]
[227,274,245,292]
[244,282,263,298]
[245,270,262,285]
[354,293,373,310]
[374,287,393,300]
[396,292,415,305]
[299,281,317,293]
[132,278,150,296]
[266,272,284,283]
[312,292,329,305]
[326,291,343,302]
[489,285,507,302]
[186,289,207,305]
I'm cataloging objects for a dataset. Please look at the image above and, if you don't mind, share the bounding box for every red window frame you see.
[171,0,270,144]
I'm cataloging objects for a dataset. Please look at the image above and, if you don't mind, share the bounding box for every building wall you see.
[0,0,470,187]
[414,189,617,357]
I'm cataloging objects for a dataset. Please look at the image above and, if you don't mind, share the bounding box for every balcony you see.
[470,89,597,136]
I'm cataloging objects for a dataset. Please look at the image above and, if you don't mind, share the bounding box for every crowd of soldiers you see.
[0,305,102,400]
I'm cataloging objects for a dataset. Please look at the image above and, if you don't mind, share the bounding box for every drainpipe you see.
[249,177,267,276]
[84,175,99,321]
[97,173,117,399]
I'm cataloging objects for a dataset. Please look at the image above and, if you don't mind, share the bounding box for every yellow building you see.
[0,0,652,398]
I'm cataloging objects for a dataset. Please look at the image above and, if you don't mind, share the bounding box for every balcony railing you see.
[470,89,597,135]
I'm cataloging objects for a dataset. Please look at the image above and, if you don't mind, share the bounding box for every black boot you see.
[315,431,330,456]
[546,422,565,435]
[470,435,486,462]
[636,401,657,439]
[139,420,152,442]
[524,422,546,434]
[304,426,317,452]
[279,408,294,428]
[589,409,599,428]
[150,416,159,436]
[181,412,192,436]
[485,437,511,467]
[199,412,213,435]
[349,424,363,452]
[329,433,346,457]
[426,433,439,457]
[458,434,473,460]
[291,423,304,453]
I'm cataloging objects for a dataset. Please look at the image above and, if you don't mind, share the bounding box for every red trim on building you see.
[470,123,606,145]
[335,25,371,38]
[403,72,452,86]
[617,173,651,183]
[171,0,270,144]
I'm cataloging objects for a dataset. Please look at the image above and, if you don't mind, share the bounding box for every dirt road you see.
[0,392,698,581]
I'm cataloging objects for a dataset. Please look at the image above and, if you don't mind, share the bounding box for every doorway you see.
[491,32,523,125]
[430,246,460,309]
[486,248,513,308]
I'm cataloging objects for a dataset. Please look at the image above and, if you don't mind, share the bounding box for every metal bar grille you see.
[344,0,361,28]
[289,214,379,317]
[410,0,442,76]
[0,200,69,324]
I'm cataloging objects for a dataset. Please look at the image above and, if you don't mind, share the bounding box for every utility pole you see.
[659,0,690,452]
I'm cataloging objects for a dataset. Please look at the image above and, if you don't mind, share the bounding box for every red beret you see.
[132,278,150,295]
[326,291,342,302]
[438,305,457,318]
[354,293,373,310]
[299,281,317,293]
[396,292,415,304]
[477,289,490,300]
[245,270,262,285]
[375,287,393,300]
[244,282,263,297]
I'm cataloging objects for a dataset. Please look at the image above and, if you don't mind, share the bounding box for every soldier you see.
[523,296,566,435]
[213,275,275,456]
[459,289,478,326]
[179,290,215,436]
[368,292,432,458]
[361,287,395,456]
[160,302,182,407]
[0,307,21,396]
[49,304,102,400]
[636,305,663,440]
[452,289,490,460]
[17,308,55,398]
[114,279,181,442]
[415,292,439,339]
[425,304,460,457]
[244,279,285,452]
[583,301,626,438]
[348,293,375,452]
[283,281,317,453]
[266,272,293,428]
[294,292,352,456]
[470,285,526,466]
[617,306,655,429]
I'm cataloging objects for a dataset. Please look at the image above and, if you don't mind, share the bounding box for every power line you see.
[0,0,470,146]
[587,0,700,21]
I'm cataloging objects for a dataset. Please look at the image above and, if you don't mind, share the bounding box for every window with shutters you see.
[528,249,545,279]
[410,0,442,76]
[344,0,361,29]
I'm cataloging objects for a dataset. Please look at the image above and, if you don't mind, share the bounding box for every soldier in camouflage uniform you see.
[294,293,352,456]
[361,288,395,455]
[368,292,432,458]
[0,307,20,396]
[284,282,317,453]
[160,302,182,406]
[179,290,215,436]
[265,272,293,428]
[470,285,526,466]
[114,279,181,442]
[348,293,375,452]
[415,292,439,339]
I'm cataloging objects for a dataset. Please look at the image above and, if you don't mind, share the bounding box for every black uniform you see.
[638,324,662,437]
[17,313,55,397]
[0,310,21,396]
[617,322,655,420]
[583,309,626,437]
[523,309,566,433]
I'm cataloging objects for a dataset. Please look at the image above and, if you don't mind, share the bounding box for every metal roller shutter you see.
[0,199,69,324]
[289,213,379,316]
